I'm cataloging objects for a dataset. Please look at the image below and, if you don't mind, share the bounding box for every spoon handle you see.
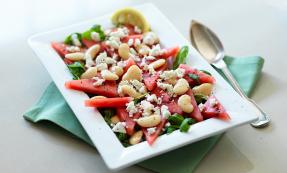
[220,61,270,128]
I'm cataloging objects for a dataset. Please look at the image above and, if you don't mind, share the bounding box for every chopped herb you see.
[67,62,85,79]
[133,94,147,104]
[173,46,189,69]
[168,114,184,126]
[180,118,196,132]
[188,73,200,83]
[64,33,82,45]
[194,94,208,104]
[116,132,130,147]
[200,70,212,76]
[82,24,106,41]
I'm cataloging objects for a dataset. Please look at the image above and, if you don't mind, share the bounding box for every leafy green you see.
[180,118,196,132]
[188,73,200,83]
[200,70,212,76]
[64,33,82,45]
[99,108,115,125]
[116,132,130,147]
[133,94,147,104]
[168,114,184,126]
[173,46,189,69]
[82,24,105,41]
[194,94,208,104]
[165,125,178,134]
[67,62,85,79]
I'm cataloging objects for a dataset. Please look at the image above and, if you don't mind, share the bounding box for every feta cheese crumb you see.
[145,55,156,60]
[146,94,159,103]
[127,39,134,46]
[147,127,156,136]
[198,103,205,112]
[92,77,105,86]
[96,63,108,71]
[117,61,126,68]
[175,68,185,78]
[130,48,137,55]
[161,105,171,118]
[134,38,141,46]
[143,32,159,46]
[91,31,100,42]
[126,101,138,115]
[95,52,107,65]
[112,122,126,133]
[209,97,218,107]
[139,86,147,94]
[140,100,154,117]
[66,46,80,52]
[165,122,171,127]
[71,33,82,47]
[157,81,173,94]
[149,44,164,56]
[148,65,156,75]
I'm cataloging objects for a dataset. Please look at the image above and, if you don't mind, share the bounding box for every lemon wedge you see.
[111,7,150,33]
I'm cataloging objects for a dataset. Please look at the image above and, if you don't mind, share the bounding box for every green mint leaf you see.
[173,46,189,69]
[67,62,85,79]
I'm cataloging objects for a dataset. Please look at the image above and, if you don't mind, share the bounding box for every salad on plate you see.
[51,8,230,147]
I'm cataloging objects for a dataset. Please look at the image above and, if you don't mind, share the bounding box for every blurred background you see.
[1,0,286,173]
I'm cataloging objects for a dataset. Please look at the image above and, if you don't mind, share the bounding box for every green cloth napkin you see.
[23,55,264,173]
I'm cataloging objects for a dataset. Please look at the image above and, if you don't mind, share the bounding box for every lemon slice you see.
[111,7,150,33]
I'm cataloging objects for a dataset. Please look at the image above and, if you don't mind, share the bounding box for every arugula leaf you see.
[67,62,85,79]
[188,73,200,83]
[173,46,189,69]
[194,94,208,104]
[82,24,105,41]
[200,70,212,76]
[180,118,196,132]
[64,33,82,45]
[168,114,184,126]
[116,132,130,147]
[165,125,178,134]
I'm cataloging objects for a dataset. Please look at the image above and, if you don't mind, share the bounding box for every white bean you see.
[85,44,100,59]
[101,70,119,80]
[192,83,213,96]
[120,85,141,98]
[65,52,85,61]
[173,78,189,95]
[90,95,107,100]
[136,114,161,128]
[118,43,130,60]
[80,67,97,79]
[111,66,124,77]
[178,94,194,113]
[148,59,166,70]
[122,65,142,81]
[129,131,143,145]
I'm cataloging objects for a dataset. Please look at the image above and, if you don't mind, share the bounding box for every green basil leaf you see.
[82,24,105,41]
[173,46,189,69]
[200,70,212,76]
[180,118,196,132]
[67,62,85,79]
[168,114,184,126]
[64,33,82,45]
[99,108,115,125]
[188,73,200,83]
[165,125,178,134]
[116,132,130,147]
[194,94,208,104]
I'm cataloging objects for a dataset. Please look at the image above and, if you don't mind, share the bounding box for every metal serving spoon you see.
[190,20,270,128]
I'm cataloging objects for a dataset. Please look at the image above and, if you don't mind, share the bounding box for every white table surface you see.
[1,0,286,172]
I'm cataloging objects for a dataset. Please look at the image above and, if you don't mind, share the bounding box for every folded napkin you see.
[24,55,264,173]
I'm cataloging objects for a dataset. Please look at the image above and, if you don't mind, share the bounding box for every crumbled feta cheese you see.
[134,26,142,34]
[105,57,117,65]
[91,31,100,42]
[153,107,160,115]
[146,94,158,103]
[139,86,147,94]
[126,101,138,115]
[117,61,126,68]
[71,33,82,47]
[112,122,126,133]
[140,100,154,116]
[157,81,173,94]
[160,70,177,80]
[130,54,141,62]
[175,68,185,78]
[96,63,108,71]
[127,39,134,46]
[138,46,150,55]
[109,28,127,38]
[85,57,95,68]
[148,65,156,75]
[112,54,119,61]
[165,122,171,127]
[134,38,141,46]
[130,80,144,90]
[161,105,171,118]
[149,44,164,56]
[92,77,105,86]
[145,55,156,60]
[66,46,80,52]
[95,52,107,65]
[143,32,159,46]
[147,127,156,136]
[198,103,205,112]
[209,97,218,107]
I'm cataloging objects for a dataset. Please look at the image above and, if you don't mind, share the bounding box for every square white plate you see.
[28,3,259,170]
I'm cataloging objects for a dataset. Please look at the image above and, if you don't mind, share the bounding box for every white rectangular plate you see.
[28,3,259,170]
